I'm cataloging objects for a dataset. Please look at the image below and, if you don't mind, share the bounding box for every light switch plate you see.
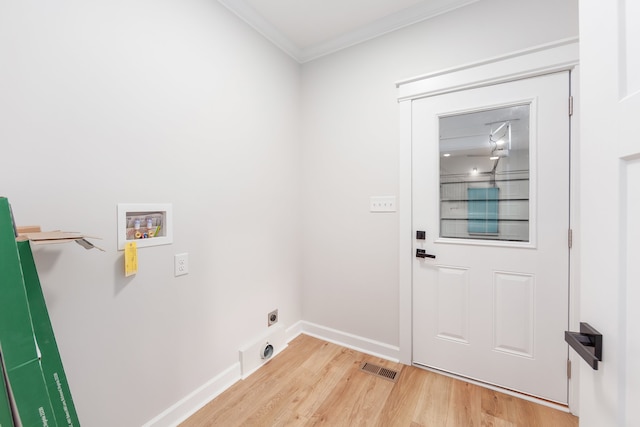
[370,196,397,212]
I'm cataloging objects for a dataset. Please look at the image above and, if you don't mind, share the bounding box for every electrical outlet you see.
[174,253,188,277]
[267,309,278,326]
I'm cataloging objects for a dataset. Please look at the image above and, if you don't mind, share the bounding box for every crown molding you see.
[217,0,303,60]
[298,0,479,63]
[218,0,479,63]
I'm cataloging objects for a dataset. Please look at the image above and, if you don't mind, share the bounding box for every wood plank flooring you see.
[180,334,578,427]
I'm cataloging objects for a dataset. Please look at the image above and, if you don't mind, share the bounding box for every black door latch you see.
[416,249,436,259]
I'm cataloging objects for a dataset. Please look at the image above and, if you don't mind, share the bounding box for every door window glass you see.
[439,104,530,242]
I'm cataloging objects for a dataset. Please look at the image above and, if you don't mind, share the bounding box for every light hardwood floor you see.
[181,334,578,427]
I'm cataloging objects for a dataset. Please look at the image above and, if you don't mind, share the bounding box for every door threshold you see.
[412,362,571,413]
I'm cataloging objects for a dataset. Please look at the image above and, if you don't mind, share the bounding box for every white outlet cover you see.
[370,196,397,212]
[174,253,189,276]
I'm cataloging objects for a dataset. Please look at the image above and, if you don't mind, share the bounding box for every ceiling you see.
[217,0,479,63]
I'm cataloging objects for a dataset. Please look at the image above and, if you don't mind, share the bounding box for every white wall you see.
[300,0,578,348]
[0,1,301,425]
[0,0,580,424]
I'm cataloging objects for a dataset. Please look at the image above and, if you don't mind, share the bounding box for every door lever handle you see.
[416,249,436,259]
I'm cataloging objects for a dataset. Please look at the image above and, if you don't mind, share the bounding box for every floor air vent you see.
[359,362,399,383]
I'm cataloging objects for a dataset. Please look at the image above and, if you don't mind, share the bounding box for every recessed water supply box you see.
[117,203,173,250]
[238,324,286,379]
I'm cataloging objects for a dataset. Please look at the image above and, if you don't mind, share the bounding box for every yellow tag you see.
[125,241,138,277]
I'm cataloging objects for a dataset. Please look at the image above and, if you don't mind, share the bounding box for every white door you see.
[412,72,570,404]
[579,1,640,425]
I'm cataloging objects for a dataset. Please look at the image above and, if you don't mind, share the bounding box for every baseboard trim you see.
[146,321,400,425]
[297,321,401,363]
[285,320,305,342]
[142,362,241,427]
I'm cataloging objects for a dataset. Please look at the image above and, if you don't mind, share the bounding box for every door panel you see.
[579,1,640,424]
[625,161,640,426]
[436,266,469,343]
[493,272,534,357]
[412,72,570,403]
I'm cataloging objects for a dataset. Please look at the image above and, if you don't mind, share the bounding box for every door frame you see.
[396,37,580,412]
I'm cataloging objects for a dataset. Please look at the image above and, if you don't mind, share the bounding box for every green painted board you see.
[0,198,58,426]
[18,241,80,426]
[0,361,15,427]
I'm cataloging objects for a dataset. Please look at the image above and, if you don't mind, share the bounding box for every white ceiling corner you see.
[217,0,480,63]
[217,0,304,60]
